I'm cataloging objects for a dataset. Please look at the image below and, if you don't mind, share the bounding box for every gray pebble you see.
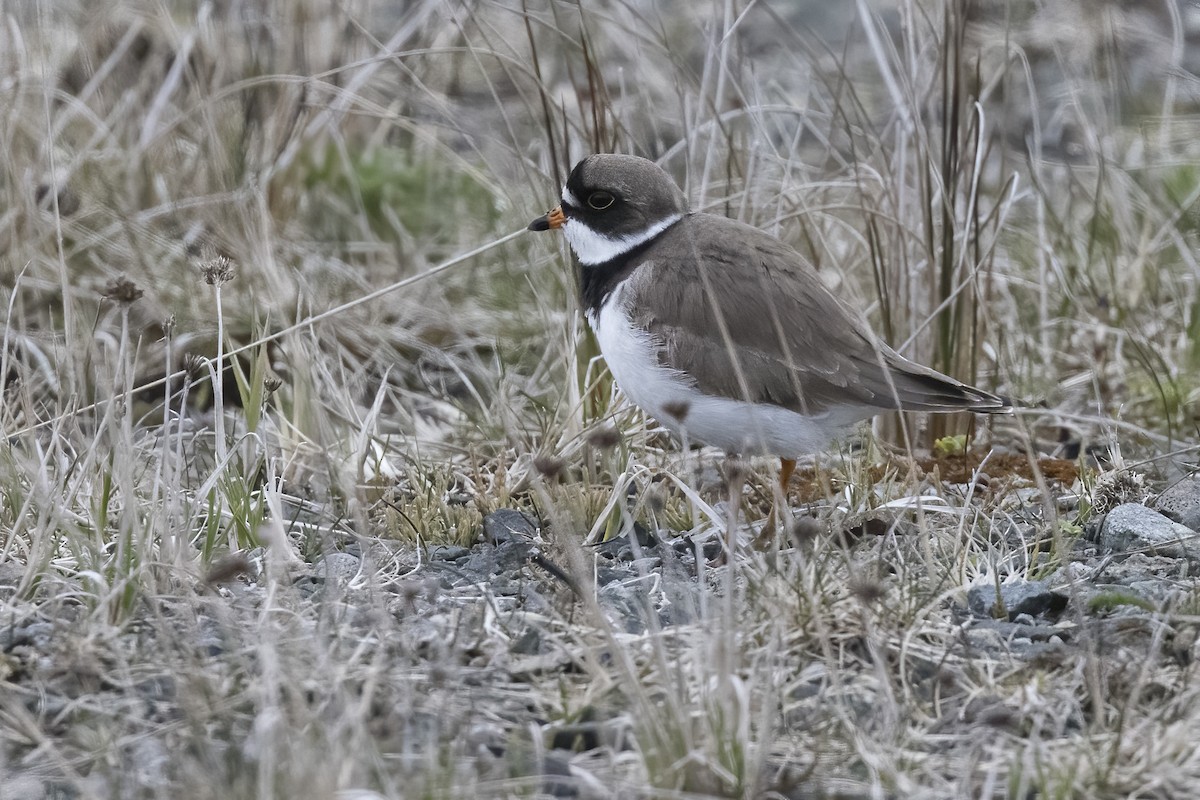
[2,775,45,800]
[313,552,362,584]
[967,580,1067,620]
[511,627,543,655]
[1099,503,1200,562]
[1152,477,1200,533]
[0,560,25,589]
[1127,580,1178,605]
[460,539,536,579]
[540,750,578,798]
[0,622,55,651]
[427,545,471,561]
[964,626,1007,651]
[597,580,649,634]
[194,615,226,657]
[986,619,1070,643]
[482,509,539,545]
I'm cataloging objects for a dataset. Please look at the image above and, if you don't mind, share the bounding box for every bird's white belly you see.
[589,291,852,456]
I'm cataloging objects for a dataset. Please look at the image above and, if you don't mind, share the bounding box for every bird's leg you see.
[755,457,797,548]
[778,458,796,496]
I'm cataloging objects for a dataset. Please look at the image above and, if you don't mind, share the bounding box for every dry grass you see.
[2,0,1199,797]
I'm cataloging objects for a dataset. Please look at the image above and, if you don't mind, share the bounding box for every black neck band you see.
[579,224,681,314]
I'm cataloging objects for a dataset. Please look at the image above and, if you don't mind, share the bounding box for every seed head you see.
[721,458,748,487]
[586,426,621,450]
[644,484,667,514]
[104,275,143,306]
[662,400,691,423]
[1090,469,1148,515]
[849,576,885,605]
[204,554,254,585]
[183,353,207,378]
[201,256,236,286]
[533,454,566,480]
[789,515,823,544]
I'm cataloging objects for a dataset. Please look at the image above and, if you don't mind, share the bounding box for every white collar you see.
[562,214,683,266]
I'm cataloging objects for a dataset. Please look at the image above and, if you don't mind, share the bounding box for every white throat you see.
[562,214,682,266]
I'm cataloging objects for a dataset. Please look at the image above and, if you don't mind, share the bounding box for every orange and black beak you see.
[528,205,565,232]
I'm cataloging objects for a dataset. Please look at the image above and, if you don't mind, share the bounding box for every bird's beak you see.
[528,205,565,232]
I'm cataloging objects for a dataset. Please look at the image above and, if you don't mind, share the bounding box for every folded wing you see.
[621,214,1009,417]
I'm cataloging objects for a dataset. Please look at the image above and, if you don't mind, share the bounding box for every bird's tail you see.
[883,351,1012,414]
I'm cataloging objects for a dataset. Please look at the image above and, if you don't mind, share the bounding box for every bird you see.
[529,154,1011,495]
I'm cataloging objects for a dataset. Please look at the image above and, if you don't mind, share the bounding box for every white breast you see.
[588,284,856,457]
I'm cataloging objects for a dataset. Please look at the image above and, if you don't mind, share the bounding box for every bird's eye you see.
[587,191,615,210]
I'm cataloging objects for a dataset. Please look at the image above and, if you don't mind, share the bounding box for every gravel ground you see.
[4,462,1200,798]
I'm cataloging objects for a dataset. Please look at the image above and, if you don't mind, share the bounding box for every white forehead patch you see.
[561,187,583,208]
[562,214,682,266]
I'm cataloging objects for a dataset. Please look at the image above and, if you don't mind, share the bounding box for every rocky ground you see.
[4,459,1200,798]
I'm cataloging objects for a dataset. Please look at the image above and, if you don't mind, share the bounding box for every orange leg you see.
[754,458,797,549]
[778,458,796,497]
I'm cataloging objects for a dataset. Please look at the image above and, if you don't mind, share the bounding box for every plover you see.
[530,154,1010,489]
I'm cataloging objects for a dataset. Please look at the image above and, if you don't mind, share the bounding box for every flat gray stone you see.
[1152,477,1200,533]
[2,775,45,800]
[0,622,54,651]
[427,544,471,562]
[969,618,1070,643]
[460,539,535,580]
[1099,503,1200,562]
[313,552,362,584]
[967,580,1067,620]
[482,509,539,545]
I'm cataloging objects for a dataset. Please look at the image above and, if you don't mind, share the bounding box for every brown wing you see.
[620,213,1008,415]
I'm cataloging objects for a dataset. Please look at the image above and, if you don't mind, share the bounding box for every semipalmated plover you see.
[530,154,1010,488]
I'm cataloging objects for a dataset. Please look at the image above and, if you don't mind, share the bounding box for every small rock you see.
[2,774,45,800]
[1099,503,1200,562]
[967,580,1067,620]
[540,750,578,798]
[0,622,55,651]
[0,560,25,589]
[460,539,536,579]
[961,695,1020,729]
[590,523,657,560]
[427,544,470,562]
[313,552,362,584]
[511,627,543,655]
[1152,477,1200,533]
[964,625,1007,651]
[595,564,633,587]
[597,580,648,634]
[482,509,539,545]
[672,534,723,561]
[1127,580,1183,605]
[973,618,1072,643]
[194,616,226,657]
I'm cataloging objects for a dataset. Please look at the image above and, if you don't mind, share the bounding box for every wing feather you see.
[619,213,1008,415]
